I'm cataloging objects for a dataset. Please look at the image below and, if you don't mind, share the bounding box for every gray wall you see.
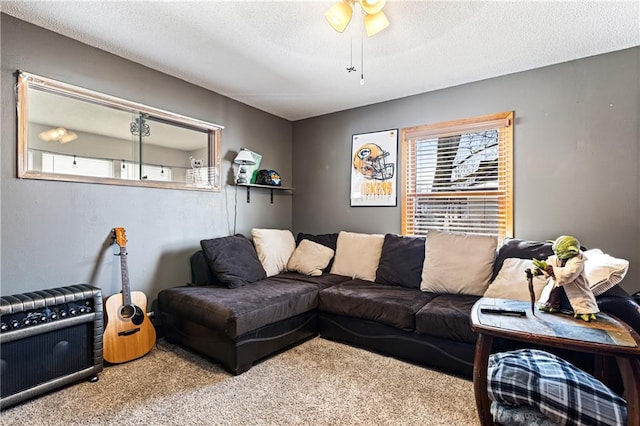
[292,47,640,294]
[0,14,3,285]
[2,13,638,304]
[1,15,293,304]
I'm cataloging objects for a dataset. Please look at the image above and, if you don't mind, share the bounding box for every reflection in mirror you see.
[17,71,222,191]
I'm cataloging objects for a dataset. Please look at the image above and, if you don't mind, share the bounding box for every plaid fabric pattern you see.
[488,349,627,426]
[490,401,559,426]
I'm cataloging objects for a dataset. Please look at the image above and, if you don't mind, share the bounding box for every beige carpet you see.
[1,337,480,425]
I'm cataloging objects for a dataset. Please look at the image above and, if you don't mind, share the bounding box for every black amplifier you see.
[0,284,104,409]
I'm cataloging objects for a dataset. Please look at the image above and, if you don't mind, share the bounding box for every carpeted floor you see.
[1,337,480,425]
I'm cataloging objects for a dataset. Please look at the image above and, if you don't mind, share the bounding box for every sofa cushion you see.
[287,239,335,277]
[484,258,550,301]
[158,277,320,339]
[296,232,339,272]
[375,234,425,289]
[318,280,436,330]
[415,294,480,343]
[200,235,267,288]
[251,228,297,277]
[269,271,348,289]
[330,231,384,281]
[420,230,497,296]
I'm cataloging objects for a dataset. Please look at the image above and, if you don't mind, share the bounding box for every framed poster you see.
[350,129,398,206]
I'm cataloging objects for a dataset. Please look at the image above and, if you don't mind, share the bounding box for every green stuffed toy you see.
[533,235,598,322]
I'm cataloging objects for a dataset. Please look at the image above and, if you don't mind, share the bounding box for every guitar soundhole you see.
[119,305,145,325]
[119,305,135,319]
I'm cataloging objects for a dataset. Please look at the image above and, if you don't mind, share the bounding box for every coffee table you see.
[470,297,640,426]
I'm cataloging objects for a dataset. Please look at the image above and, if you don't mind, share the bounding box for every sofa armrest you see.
[190,250,218,285]
[596,286,640,334]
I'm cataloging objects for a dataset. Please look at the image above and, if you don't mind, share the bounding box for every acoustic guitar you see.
[103,227,156,363]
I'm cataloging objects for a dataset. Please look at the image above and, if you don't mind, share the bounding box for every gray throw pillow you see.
[491,238,554,282]
[200,235,266,288]
[376,234,425,288]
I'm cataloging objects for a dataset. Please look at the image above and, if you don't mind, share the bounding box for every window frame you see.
[401,111,514,239]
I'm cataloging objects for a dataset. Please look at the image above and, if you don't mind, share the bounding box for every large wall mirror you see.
[16,71,223,191]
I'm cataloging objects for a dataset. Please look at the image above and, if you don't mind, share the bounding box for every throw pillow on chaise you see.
[251,228,296,277]
[200,234,266,289]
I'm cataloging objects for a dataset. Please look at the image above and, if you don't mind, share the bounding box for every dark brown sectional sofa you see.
[158,232,640,379]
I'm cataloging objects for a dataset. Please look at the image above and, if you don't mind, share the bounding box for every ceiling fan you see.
[325,0,390,37]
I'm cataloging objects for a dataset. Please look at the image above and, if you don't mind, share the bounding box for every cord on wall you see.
[233,184,239,235]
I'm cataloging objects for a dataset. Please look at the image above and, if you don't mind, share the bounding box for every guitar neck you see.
[119,246,132,306]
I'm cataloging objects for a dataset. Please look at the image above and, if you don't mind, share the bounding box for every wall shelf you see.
[236,183,294,203]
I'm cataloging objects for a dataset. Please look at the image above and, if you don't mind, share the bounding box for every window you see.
[42,152,114,178]
[120,161,172,181]
[401,111,513,240]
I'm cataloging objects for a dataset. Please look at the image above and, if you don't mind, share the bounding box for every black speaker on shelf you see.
[0,285,103,409]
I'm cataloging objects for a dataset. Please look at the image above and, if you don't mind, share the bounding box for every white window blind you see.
[401,111,513,239]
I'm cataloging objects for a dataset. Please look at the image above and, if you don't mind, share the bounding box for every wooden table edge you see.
[470,298,640,426]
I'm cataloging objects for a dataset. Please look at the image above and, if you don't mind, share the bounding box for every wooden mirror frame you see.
[16,71,223,192]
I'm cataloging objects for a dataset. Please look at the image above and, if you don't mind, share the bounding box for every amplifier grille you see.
[1,323,93,397]
[0,285,103,409]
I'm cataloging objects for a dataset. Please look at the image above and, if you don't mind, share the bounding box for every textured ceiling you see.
[2,1,639,121]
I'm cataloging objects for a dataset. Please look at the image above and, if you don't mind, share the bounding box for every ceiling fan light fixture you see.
[57,132,78,144]
[39,127,78,144]
[364,10,389,37]
[325,1,353,33]
[359,0,386,15]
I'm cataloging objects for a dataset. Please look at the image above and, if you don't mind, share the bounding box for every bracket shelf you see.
[235,183,294,204]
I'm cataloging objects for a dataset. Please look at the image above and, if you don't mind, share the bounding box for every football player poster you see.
[350,129,398,206]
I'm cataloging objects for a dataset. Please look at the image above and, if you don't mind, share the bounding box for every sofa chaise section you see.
[159,243,343,375]
[159,277,322,375]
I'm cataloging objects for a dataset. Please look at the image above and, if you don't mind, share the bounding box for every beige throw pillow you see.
[420,230,497,295]
[251,228,296,277]
[583,249,629,296]
[330,231,384,281]
[287,239,335,276]
[484,258,550,301]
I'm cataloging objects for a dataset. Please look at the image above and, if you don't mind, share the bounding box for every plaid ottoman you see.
[488,349,627,426]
